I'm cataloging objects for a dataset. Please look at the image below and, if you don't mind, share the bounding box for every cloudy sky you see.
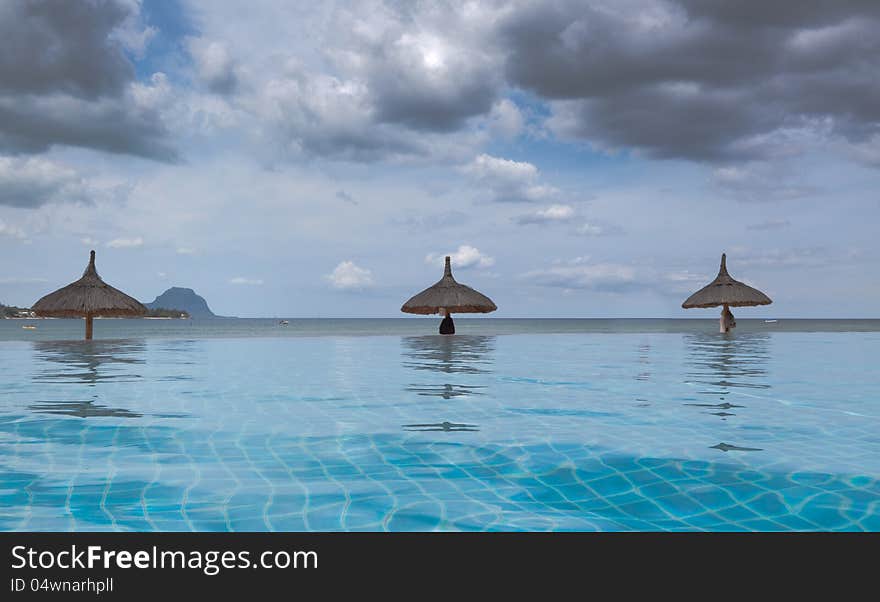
[1,0,878,318]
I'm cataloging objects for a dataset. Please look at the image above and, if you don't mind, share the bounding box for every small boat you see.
[764,319,778,324]
[279,320,289,326]
[22,325,37,330]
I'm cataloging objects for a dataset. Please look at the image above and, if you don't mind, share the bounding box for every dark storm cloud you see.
[0,96,176,161]
[370,66,499,132]
[278,118,426,162]
[0,0,134,98]
[321,1,504,134]
[499,0,880,161]
[676,0,880,28]
[0,0,176,160]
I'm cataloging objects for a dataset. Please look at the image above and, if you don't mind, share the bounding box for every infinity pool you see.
[1,329,878,531]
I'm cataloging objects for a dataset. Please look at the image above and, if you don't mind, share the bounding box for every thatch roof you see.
[32,250,147,318]
[401,256,497,315]
[682,253,772,309]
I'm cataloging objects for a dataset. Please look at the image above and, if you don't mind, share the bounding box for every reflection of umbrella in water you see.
[32,339,145,385]
[710,442,763,452]
[684,332,770,393]
[401,335,495,374]
[405,383,486,399]
[401,256,497,334]
[683,331,769,422]
[684,402,743,409]
[32,250,147,340]
[682,253,771,333]
[634,342,652,382]
[29,397,142,418]
[403,421,479,432]
[30,339,146,418]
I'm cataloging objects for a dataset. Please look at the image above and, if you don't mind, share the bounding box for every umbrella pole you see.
[85,314,93,340]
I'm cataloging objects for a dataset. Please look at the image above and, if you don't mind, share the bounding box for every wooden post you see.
[85,314,93,340]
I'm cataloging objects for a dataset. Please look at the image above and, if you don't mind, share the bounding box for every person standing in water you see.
[721,304,736,333]
[439,309,455,335]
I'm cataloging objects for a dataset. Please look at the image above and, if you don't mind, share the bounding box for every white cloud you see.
[188,38,240,95]
[109,6,157,59]
[176,247,196,255]
[81,237,99,246]
[229,276,264,285]
[515,206,624,237]
[660,270,711,294]
[257,68,417,161]
[521,258,638,291]
[106,237,144,248]
[844,134,880,168]
[711,163,819,202]
[487,99,524,139]
[0,219,26,240]
[426,244,494,270]
[463,154,558,203]
[731,247,832,269]
[522,256,758,297]
[574,222,623,237]
[515,204,575,224]
[747,219,792,231]
[0,276,47,284]
[391,211,467,231]
[0,157,89,208]
[129,72,173,113]
[575,223,606,236]
[325,260,374,290]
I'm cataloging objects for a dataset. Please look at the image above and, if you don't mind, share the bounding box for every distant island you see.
[145,287,218,318]
[145,308,190,319]
[1,303,34,319]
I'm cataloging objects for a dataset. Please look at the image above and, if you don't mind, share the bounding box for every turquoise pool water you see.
[1,320,878,531]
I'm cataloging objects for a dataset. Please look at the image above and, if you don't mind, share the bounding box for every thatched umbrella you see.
[682,253,771,333]
[401,256,497,334]
[32,250,147,340]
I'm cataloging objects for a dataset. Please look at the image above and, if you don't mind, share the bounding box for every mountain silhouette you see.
[145,287,218,318]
